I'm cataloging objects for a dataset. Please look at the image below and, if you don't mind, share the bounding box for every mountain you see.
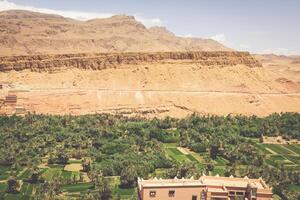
[0,10,230,56]
[0,10,299,117]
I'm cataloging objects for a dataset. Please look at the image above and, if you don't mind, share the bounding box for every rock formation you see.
[0,51,262,72]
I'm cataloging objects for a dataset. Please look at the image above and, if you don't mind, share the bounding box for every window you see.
[192,195,197,200]
[236,192,244,196]
[200,190,206,200]
[229,191,235,196]
[149,191,156,197]
[169,190,175,197]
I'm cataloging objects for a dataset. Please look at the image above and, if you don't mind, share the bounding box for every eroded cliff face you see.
[1,51,299,117]
[0,51,262,72]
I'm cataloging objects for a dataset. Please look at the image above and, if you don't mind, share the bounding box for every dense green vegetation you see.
[0,112,299,199]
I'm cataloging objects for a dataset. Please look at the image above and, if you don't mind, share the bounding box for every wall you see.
[141,186,206,200]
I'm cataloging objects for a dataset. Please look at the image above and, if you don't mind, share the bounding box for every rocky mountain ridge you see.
[0,51,262,72]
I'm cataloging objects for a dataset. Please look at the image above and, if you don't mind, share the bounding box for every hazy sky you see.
[1,0,300,55]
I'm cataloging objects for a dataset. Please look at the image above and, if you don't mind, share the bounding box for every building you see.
[138,175,273,200]
[4,94,17,105]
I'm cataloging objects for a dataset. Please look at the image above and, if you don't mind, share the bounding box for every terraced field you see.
[1,142,298,199]
[284,144,300,154]
[0,159,137,200]
[163,143,229,176]
[163,142,300,179]
[163,143,200,163]
[258,144,300,168]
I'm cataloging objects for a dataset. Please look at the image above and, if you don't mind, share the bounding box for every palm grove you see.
[0,113,299,199]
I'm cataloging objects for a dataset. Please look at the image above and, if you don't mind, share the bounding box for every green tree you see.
[120,165,138,188]
[115,193,121,200]
[83,158,91,172]
[81,191,95,200]
[205,163,215,174]
[30,170,40,183]
[209,144,219,159]
[98,178,111,200]
[6,177,20,193]
[56,152,69,164]
[40,178,62,200]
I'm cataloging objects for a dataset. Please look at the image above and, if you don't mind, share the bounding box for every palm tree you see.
[6,177,20,193]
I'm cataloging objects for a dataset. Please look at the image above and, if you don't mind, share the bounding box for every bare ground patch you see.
[64,163,82,172]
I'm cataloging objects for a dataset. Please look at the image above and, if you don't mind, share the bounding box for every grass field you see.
[163,143,177,148]
[288,184,300,192]
[42,166,80,183]
[0,193,24,200]
[42,167,63,181]
[266,155,291,167]
[0,165,11,180]
[68,159,82,164]
[0,182,40,200]
[163,143,230,175]
[17,169,31,180]
[61,181,136,199]
[284,155,300,164]
[62,182,94,193]
[284,145,300,154]
[113,187,135,196]
[212,166,226,175]
[165,147,192,162]
[261,144,300,167]
[20,182,34,196]
[151,168,167,178]
[0,183,6,192]
[186,154,199,162]
[164,143,300,177]
[163,143,208,164]
[263,144,295,155]
[214,156,229,166]
[0,163,131,199]
[255,143,273,154]
[104,176,121,187]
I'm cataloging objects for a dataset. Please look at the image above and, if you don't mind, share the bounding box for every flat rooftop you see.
[138,175,271,191]
[199,176,265,189]
[138,177,203,188]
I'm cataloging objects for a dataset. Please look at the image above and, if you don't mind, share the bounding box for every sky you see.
[0,0,299,55]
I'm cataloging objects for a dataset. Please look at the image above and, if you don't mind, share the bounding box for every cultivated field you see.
[0,159,137,200]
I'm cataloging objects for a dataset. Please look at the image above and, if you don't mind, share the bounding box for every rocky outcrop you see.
[0,51,262,72]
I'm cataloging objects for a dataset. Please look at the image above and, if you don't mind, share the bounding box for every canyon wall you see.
[0,51,262,72]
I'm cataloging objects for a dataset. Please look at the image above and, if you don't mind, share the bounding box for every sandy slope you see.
[255,54,300,82]
[1,61,299,117]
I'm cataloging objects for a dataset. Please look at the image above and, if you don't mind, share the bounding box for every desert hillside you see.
[0,10,230,56]
[255,54,300,83]
[1,51,299,117]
